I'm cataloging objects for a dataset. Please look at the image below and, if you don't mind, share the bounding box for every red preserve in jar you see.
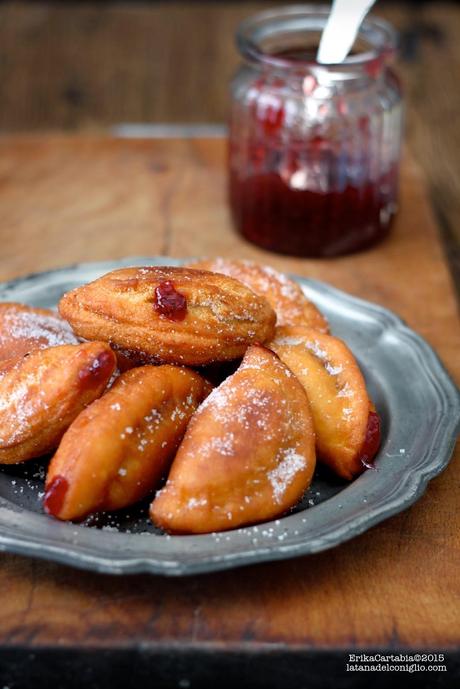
[228,7,404,257]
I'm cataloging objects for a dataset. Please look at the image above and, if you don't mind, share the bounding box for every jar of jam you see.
[229,6,403,257]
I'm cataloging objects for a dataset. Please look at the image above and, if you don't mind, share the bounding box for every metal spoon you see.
[317,0,377,64]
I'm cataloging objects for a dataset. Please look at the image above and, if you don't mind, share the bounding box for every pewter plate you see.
[0,257,458,576]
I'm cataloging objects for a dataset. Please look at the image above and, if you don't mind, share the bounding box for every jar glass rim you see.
[236,4,397,71]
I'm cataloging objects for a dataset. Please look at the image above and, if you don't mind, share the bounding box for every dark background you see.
[0,1,455,130]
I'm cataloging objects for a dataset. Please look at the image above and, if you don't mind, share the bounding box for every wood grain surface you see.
[0,136,458,666]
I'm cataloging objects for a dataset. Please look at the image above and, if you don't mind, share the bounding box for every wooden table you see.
[0,135,459,688]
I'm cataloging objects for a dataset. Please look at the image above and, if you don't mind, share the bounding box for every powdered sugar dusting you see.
[305,339,328,361]
[325,363,343,376]
[274,334,345,378]
[193,258,326,329]
[187,496,208,509]
[273,333,360,413]
[269,447,306,503]
[0,307,78,354]
[201,432,235,457]
[337,382,354,398]
[272,335,305,347]
[0,361,49,444]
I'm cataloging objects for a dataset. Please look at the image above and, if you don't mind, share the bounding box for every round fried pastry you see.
[269,326,381,480]
[150,345,316,534]
[0,342,116,464]
[191,258,329,332]
[44,365,211,520]
[58,266,276,366]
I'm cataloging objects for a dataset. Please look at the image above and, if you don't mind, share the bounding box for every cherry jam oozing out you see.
[153,281,188,321]
[78,349,115,385]
[229,47,400,257]
[44,475,69,517]
[359,410,381,470]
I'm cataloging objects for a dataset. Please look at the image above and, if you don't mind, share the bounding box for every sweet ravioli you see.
[0,343,116,464]
[150,345,316,533]
[269,326,381,480]
[58,266,276,366]
[191,257,329,332]
[0,260,382,533]
[45,365,211,520]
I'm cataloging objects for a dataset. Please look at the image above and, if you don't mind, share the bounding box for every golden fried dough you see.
[44,365,211,520]
[0,342,116,464]
[59,266,276,366]
[0,356,20,376]
[269,326,380,480]
[150,345,316,533]
[0,302,79,362]
[191,258,329,332]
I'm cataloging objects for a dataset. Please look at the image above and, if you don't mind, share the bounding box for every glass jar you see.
[228,5,403,257]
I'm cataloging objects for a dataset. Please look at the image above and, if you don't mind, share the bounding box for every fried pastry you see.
[0,342,116,464]
[59,266,277,366]
[0,302,79,362]
[191,258,329,332]
[0,356,20,376]
[150,345,316,533]
[44,365,211,520]
[269,326,381,480]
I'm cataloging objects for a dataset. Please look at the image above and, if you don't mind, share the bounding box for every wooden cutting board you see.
[0,136,459,688]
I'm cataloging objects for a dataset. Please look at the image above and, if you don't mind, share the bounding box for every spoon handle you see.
[317,0,377,65]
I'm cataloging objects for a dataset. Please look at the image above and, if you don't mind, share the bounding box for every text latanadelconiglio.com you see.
[346,653,447,673]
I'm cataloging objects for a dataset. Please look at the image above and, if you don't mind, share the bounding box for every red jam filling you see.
[44,475,69,517]
[153,281,187,321]
[229,47,399,257]
[359,410,381,470]
[78,349,114,385]
[230,167,397,257]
